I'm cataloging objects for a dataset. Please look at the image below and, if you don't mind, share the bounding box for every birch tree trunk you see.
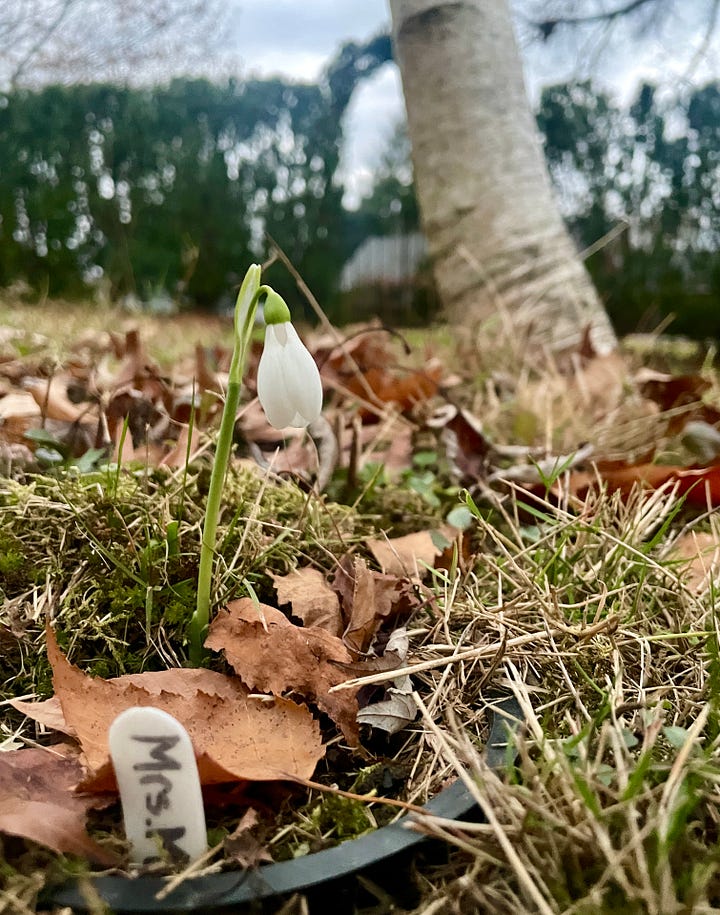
[389,0,617,354]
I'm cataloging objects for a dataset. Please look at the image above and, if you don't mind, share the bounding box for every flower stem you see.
[189,265,261,665]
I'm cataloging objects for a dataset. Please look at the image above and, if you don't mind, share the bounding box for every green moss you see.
[350,762,408,796]
[309,793,373,842]
[0,458,417,714]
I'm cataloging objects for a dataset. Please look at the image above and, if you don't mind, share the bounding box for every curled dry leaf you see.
[356,362,443,414]
[356,675,417,735]
[24,374,90,424]
[159,423,201,469]
[333,555,418,657]
[334,625,409,675]
[223,808,273,868]
[517,458,720,510]
[320,326,444,416]
[0,323,251,468]
[0,391,41,444]
[272,567,343,636]
[638,370,711,411]
[571,351,627,419]
[425,403,492,482]
[205,598,360,745]
[9,695,74,736]
[0,747,118,865]
[637,369,720,432]
[571,462,720,508]
[23,627,325,788]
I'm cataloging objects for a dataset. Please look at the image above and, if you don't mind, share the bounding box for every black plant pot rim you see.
[50,695,521,913]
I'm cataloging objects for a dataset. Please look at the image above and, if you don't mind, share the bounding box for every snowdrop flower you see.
[257,290,323,428]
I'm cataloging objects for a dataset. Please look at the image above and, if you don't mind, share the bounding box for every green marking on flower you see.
[262,288,292,325]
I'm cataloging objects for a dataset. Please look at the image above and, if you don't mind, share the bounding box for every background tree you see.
[539,79,720,338]
[0,38,394,314]
[0,78,338,306]
[389,0,617,354]
[354,123,419,235]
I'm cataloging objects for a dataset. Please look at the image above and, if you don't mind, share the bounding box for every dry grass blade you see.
[412,691,557,915]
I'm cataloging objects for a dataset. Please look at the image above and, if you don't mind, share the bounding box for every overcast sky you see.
[230,0,390,81]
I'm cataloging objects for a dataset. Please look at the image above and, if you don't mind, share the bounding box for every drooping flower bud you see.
[257,291,322,429]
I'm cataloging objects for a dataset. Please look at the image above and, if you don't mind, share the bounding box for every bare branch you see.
[684,0,720,79]
[10,0,77,89]
[530,0,659,40]
[0,0,233,89]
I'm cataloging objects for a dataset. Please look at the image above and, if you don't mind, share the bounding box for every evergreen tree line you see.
[0,34,392,316]
[1,70,719,337]
[0,77,350,313]
[539,81,720,339]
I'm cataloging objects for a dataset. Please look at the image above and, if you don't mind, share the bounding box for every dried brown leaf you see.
[272,568,343,636]
[205,598,359,745]
[9,695,74,736]
[357,362,442,413]
[561,461,720,507]
[572,352,626,418]
[670,530,720,593]
[638,370,711,411]
[112,328,162,395]
[24,375,88,423]
[194,342,223,394]
[0,747,118,864]
[367,530,443,579]
[40,627,324,785]
[159,423,201,469]
[333,626,409,675]
[0,391,42,444]
[223,808,273,868]
[425,404,492,481]
[356,675,417,735]
[637,369,720,432]
[333,556,417,657]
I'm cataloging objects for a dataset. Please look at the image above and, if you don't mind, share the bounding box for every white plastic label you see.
[108,706,208,864]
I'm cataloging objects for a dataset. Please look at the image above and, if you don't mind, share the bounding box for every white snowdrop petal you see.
[257,322,323,429]
[262,389,295,429]
[283,326,323,424]
[257,329,296,428]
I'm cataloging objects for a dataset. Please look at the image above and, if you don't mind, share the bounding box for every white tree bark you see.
[389,0,617,354]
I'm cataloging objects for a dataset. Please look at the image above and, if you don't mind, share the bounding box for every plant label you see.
[108,706,207,864]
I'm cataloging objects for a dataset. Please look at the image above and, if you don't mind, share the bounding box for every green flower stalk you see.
[189,267,323,665]
[189,264,260,665]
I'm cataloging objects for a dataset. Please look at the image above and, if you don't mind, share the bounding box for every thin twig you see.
[531,0,656,38]
[329,625,565,692]
[685,0,720,80]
